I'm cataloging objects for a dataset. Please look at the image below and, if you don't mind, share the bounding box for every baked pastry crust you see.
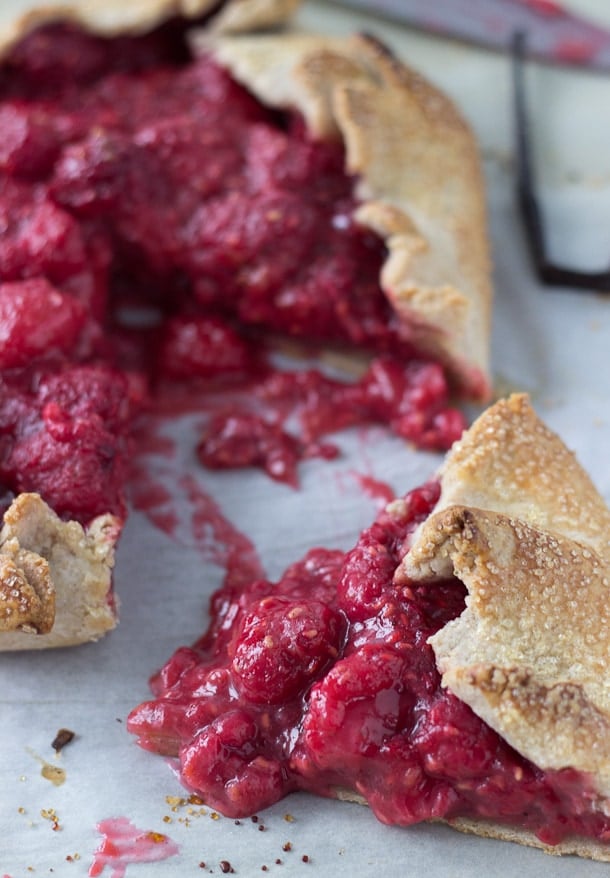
[395,394,610,858]
[193,30,492,399]
[448,815,610,862]
[0,0,301,56]
[0,535,54,634]
[0,494,120,649]
[333,788,610,861]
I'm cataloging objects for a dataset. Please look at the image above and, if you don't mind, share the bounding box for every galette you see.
[0,0,491,647]
[129,394,610,862]
[1,0,608,865]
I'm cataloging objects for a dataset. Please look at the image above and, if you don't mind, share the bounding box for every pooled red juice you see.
[89,816,179,878]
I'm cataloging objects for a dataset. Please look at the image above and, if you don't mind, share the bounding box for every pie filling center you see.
[0,21,463,524]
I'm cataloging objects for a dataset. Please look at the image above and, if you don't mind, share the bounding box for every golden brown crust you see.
[0,0,300,58]
[399,394,610,803]
[207,0,301,34]
[0,493,120,650]
[334,788,610,861]
[194,30,492,399]
[0,539,54,634]
[447,816,610,862]
[426,392,610,551]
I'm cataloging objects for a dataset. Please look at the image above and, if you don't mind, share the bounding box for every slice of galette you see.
[0,2,492,649]
[129,394,610,861]
[0,493,120,648]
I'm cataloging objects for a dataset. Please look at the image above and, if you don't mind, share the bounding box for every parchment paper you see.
[2,2,610,875]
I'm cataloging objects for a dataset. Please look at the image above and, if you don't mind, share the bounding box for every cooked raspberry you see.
[276,549,345,605]
[1,22,191,97]
[0,279,86,369]
[150,646,201,696]
[260,368,361,443]
[336,484,439,622]
[38,365,131,424]
[360,359,466,450]
[231,596,345,704]
[0,179,102,308]
[198,413,302,487]
[244,123,345,192]
[186,190,317,305]
[1,365,130,522]
[181,712,285,817]
[336,534,399,622]
[0,103,61,177]
[302,647,411,761]
[159,316,254,381]
[51,129,138,216]
[412,693,512,782]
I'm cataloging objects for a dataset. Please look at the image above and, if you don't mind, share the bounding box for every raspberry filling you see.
[0,22,466,520]
[0,358,133,523]
[128,481,610,847]
[0,22,410,353]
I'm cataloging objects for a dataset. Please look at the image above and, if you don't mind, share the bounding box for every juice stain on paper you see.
[89,816,179,878]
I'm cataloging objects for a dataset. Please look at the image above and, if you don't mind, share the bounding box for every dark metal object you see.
[330,0,610,73]
[512,31,610,291]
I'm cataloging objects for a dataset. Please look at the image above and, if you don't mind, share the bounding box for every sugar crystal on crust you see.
[0,541,54,633]
[0,494,119,649]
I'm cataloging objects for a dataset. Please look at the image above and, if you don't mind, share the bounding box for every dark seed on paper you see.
[51,729,75,752]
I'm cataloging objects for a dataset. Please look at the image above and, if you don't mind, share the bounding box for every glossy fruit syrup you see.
[128,481,610,847]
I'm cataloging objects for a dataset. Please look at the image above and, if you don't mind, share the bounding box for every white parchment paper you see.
[2,2,610,875]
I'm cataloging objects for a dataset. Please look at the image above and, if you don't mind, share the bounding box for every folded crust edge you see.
[0,0,301,56]
[332,788,610,862]
[0,493,120,650]
[195,30,493,400]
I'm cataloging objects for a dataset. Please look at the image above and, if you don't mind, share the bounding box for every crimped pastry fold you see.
[397,394,610,859]
[195,30,492,399]
[0,0,300,53]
